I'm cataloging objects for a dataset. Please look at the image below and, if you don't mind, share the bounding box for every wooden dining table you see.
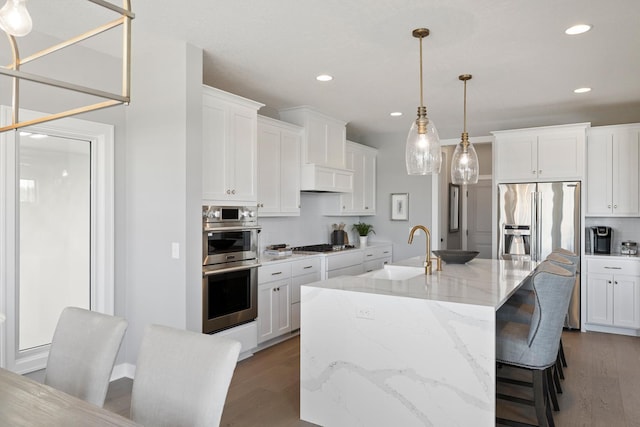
[0,367,141,426]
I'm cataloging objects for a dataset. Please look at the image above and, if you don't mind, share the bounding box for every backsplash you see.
[584,217,640,253]
[258,193,361,252]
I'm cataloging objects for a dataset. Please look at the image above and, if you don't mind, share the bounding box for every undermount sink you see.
[361,265,424,280]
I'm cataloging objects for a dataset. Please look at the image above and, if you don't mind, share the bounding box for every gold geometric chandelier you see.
[0,0,134,133]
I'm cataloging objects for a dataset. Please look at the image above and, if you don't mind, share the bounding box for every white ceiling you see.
[24,0,640,141]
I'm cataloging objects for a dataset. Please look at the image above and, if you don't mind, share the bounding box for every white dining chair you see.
[130,324,241,427]
[44,307,128,407]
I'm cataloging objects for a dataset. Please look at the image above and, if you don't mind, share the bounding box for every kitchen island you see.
[300,257,535,426]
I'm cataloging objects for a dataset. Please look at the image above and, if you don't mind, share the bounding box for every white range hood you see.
[279,106,353,193]
[301,164,353,193]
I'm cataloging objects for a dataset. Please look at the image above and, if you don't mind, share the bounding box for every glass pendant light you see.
[0,0,32,37]
[451,74,479,185]
[405,28,441,175]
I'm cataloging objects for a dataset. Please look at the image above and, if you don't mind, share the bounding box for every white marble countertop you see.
[259,241,392,266]
[585,252,640,260]
[304,257,536,309]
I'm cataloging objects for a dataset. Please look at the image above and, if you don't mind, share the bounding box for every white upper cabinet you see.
[257,116,302,217]
[202,85,264,204]
[493,123,588,182]
[340,141,377,216]
[279,106,353,192]
[586,124,640,216]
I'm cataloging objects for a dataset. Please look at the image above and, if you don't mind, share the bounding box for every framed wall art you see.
[449,184,460,233]
[391,193,409,221]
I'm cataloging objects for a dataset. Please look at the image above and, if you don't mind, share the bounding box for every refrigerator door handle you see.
[530,191,537,261]
[537,191,543,261]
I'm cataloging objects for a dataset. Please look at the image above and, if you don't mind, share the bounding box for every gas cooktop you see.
[292,244,356,253]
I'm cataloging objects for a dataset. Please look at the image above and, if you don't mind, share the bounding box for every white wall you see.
[123,31,202,365]
[361,133,435,262]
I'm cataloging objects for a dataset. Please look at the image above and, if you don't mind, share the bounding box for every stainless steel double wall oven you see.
[202,205,260,334]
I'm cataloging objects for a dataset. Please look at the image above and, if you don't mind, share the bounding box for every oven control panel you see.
[202,205,258,227]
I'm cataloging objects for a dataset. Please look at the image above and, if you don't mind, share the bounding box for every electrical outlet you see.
[171,242,180,259]
[356,306,375,320]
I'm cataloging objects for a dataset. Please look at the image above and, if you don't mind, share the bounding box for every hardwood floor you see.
[105,330,640,426]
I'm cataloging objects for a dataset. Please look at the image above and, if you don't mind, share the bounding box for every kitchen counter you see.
[314,257,536,308]
[300,257,536,427]
[259,252,322,265]
[585,252,640,260]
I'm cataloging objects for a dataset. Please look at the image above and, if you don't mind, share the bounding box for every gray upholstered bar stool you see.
[496,261,575,427]
[550,248,579,369]
[497,253,576,410]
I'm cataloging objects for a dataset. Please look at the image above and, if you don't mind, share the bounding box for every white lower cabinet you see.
[258,263,292,344]
[363,244,393,273]
[290,258,321,331]
[258,257,321,342]
[586,258,640,333]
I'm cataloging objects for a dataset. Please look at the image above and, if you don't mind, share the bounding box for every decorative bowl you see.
[432,250,480,264]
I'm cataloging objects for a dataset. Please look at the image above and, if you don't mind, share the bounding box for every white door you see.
[1,109,114,373]
[19,136,92,351]
[466,179,493,258]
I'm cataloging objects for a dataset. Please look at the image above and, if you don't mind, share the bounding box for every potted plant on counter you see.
[352,222,375,248]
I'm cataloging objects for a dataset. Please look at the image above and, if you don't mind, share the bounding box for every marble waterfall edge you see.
[300,285,496,426]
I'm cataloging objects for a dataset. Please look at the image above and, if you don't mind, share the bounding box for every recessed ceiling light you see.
[574,87,591,94]
[390,112,402,117]
[316,74,333,82]
[565,24,592,35]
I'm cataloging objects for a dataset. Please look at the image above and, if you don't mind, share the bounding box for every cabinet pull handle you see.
[272,271,283,275]
[366,254,373,257]
[608,281,612,284]
[383,251,390,254]
[604,266,622,270]
[303,266,313,269]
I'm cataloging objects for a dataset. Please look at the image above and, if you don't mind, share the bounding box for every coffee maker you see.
[591,226,613,254]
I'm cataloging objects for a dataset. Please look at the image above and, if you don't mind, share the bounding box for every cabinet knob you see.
[226,189,231,194]
[608,205,611,208]
[614,205,618,208]
[231,189,236,195]
[532,170,536,174]
[365,206,369,209]
[608,280,612,284]
[538,170,542,174]
[615,281,618,285]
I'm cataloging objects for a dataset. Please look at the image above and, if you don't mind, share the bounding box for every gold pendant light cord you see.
[463,78,467,134]
[419,36,424,108]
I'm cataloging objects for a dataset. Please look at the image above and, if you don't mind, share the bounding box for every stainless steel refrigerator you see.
[497,181,581,329]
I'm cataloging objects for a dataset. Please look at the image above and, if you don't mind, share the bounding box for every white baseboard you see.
[111,362,135,380]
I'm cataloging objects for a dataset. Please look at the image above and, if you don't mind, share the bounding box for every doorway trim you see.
[433,136,493,252]
[0,107,114,373]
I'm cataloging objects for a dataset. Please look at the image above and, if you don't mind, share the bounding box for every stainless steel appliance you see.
[292,244,356,253]
[497,182,581,329]
[621,241,637,255]
[590,226,613,254]
[202,205,261,334]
